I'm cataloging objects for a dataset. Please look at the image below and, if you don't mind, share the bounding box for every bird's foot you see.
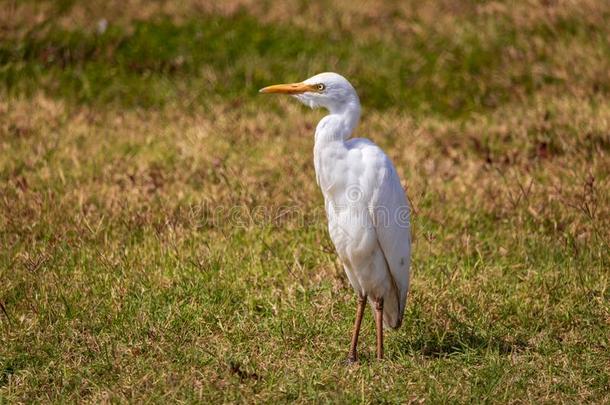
[345,355,359,366]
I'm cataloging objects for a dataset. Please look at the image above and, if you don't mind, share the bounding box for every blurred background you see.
[1,0,609,402]
[3,0,608,114]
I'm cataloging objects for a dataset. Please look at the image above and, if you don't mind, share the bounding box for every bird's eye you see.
[316,83,325,91]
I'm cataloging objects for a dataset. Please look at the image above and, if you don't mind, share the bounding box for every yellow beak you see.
[259,82,317,94]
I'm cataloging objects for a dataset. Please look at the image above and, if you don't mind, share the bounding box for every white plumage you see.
[260,72,411,362]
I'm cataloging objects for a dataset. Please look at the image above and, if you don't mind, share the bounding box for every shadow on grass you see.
[396,327,529,358]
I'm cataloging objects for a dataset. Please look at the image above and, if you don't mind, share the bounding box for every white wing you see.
[369,152,411,327]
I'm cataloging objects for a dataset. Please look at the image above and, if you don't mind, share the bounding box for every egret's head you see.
[259,72,360,113]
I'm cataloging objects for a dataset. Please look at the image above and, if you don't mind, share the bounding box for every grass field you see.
[1,0,609,402]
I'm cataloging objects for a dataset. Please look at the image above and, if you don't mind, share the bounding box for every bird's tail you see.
[370,287,407,330]
[385,290,404,330]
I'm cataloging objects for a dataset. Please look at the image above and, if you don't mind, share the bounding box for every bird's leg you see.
[347,294,367,364]
[374,297,384,360]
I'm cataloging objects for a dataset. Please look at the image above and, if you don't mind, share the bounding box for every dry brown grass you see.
[3,90,606,249]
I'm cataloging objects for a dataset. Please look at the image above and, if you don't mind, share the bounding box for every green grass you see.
[1,0,609,402]
[2,8,608,116]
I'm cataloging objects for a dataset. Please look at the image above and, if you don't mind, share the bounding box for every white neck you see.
[314,96,361,144]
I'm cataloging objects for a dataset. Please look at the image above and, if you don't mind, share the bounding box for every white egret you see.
[260,72,411,362]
